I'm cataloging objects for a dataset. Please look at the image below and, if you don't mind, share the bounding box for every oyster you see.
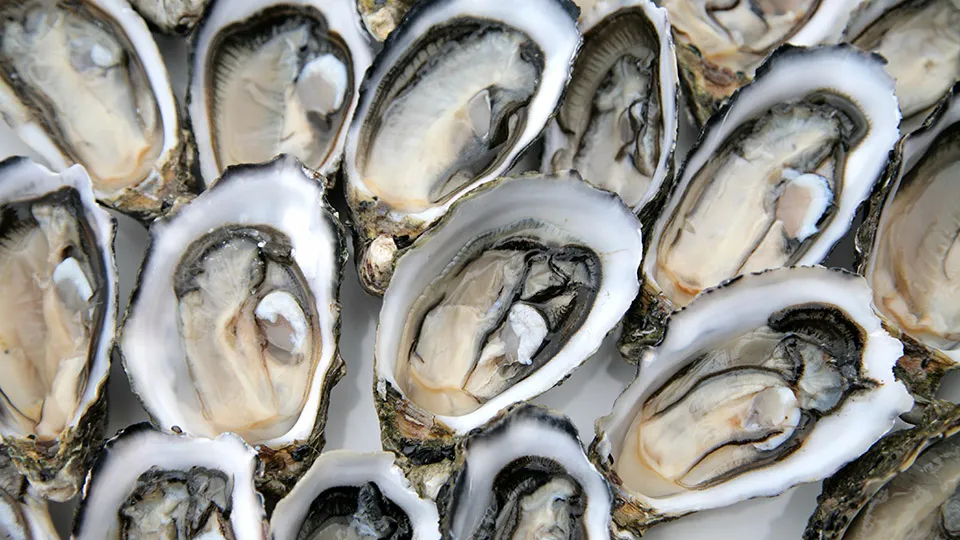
[0,158,117,502]
[620,45,901,359]
[129,0,211,35]
[342,0,581,294]
[0,450,58,539]
[664,0,865,124]
[188,0,372,189]
[805,403,960,540]
[375,171,643,466]
[845,0,960,129]
[72,424,267,539]
[542,0,680,212]
[858,82,960,399]
[271,451,441,540]
[592,267,913,534]
[120,155,346,503]
[0,0,192,220]
[356,0,417,41]
[437,404,614,540]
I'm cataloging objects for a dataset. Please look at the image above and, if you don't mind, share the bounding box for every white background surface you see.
[2,31,957,540]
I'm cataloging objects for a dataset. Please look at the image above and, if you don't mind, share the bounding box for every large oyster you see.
[804,403,960,540]
[188,0,372,189]
[0,0,192,220]
[437,404,614,540]
[374,172,643,468]
[619,45,901,359]
[0,450,58,539]
[72,424,267,539]
[343,0,581,294]
[271,451,441,540]
[120,155,346,504]
[664,0,865,124]
[0,158,116,502]
[845,0,960,129]
[592,267,913,535]
[542,0,679,212]
[129,0,211,35]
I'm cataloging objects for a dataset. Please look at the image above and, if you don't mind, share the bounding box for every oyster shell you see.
[342,0,581,294]
[542,0,680,212]
[271,451,441,540]
[0,450,58,539]
[129,0,211,35]
[0,0,193,221]
[72,424,267,539]
[120,155,346,504]
[620,45,901,359]
[437,404,614,540]
[374,172,643,465]
[592,267,913,535]
[0,158,117,502]
[356,0,417,41]
[188,0,373,189]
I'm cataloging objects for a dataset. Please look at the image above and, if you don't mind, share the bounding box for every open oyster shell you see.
[0,158,117,502]
[619,45,901,361]
[374,172,642,469]
[188,0,373,190]
[592,266,913,535]
[0,0,193,221]
[72,424,267,539]
[437,404,613,540]
[120,155,346,505]
[129,0,211,35]
[356,0,417,41]
[0,450,58,538]
[271,451,441,540]
[542,0,680,213]
[343,0,581,295]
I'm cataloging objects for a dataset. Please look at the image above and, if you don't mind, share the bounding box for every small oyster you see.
[120,155,346,503]
[374,172,643,466]
[0,450,58,539]
[437,404,614,540]
[129,0,211,35]
[271,451,441,540]
[592,267,913,535]
[619,45,901,359]
[188,0,373,189]
[356,0,417,41]
[72,425,267,539]
[0,0,192,220]
[343,0,581,294]
[0,158,117,502]
[543,0,680,212]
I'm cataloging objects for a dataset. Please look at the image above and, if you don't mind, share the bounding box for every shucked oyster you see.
[543,0,679,212]
[129,0,211,35]
[72,424,267,539]
[593,267,912,534]
[437,405,613,540]
[664,0,865,124]
[375,172,643,466]
[805,403,960,540]
[0,158,116,502]
[619,45,900,359]
[120,156,346,503]
[343,0,580,295]
[0,450,58,539]
[271,451,440,540]
[0,0,192,220]
[188,0,372,189]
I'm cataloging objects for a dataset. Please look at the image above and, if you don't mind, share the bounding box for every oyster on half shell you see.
[0,158,117,502]
[120,155,346,504]
[129,0,211,35]
[375,171,643,468]
[0,450,58,539]
[592,267,913,535]
[356,0,417,41]
[343,0,580,295]
[0,0,192,220]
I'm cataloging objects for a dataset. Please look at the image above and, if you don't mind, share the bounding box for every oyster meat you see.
[593,267,913,534]
[0,158,116,502]
[189,0,372,189]
[72,425,267,539]
[375,172,643,461]
[271,451,441,540]
[0,450,58,539]
[343,0,580,294]
[129,0,211,35]
[543,0,679,211]
[0,0,191,220]
[438,404,613,540]
[120,155,346,502]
